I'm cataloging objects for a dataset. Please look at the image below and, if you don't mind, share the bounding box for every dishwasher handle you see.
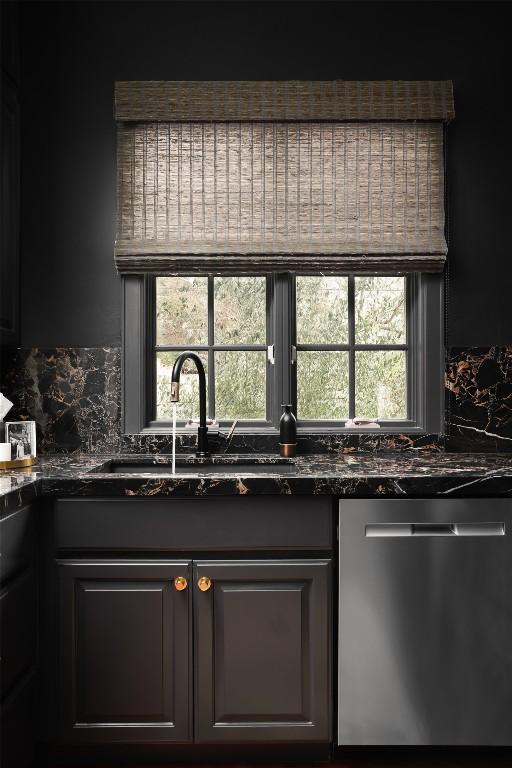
[365,522,505,538]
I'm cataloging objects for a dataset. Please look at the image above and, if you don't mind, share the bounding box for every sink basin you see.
[91,456,296,475]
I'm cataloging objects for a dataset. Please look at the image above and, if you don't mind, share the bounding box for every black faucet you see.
[169,351,209,456]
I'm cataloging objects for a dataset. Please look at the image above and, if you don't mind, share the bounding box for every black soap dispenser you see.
[279,404,297,458]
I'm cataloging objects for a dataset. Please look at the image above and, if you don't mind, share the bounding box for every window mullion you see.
[272,274,283,427]
[148,276,157,424]
[272,273,294,427]
[290,273,297,414]
[406,273,417,424]
[348,275,356,419]
[266,276,274,425]
[207,275,215,420]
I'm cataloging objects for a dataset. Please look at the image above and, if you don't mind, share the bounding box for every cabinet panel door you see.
[0,569,36,700]
[194,560,331,743]
[58,560,191,744]
[0,505,35,587]
[1,676,35,768]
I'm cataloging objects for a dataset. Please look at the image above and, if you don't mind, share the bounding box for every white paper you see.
[0,393,13,421]
[0,443,11,461]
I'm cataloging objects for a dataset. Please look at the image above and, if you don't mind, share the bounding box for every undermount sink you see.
[91,456,296,475]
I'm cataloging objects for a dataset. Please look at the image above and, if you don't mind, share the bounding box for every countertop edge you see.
[3,452,512,509]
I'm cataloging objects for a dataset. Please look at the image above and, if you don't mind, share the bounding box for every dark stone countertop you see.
[2,452,512,512]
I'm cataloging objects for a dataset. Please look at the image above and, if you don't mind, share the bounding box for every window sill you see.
[130,425,433,437]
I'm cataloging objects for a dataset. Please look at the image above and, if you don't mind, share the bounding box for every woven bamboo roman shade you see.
[115,81,454,274]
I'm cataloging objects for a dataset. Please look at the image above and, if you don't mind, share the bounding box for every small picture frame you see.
[5,421,37,459]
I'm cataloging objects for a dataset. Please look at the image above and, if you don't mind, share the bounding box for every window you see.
[295,276,407,422]
[122,273,443,434]
[154,276,270,426]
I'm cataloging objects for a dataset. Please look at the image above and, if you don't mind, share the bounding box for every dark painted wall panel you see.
[18,1,512,347]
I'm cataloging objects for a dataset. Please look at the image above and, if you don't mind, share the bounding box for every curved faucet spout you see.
[170,352,209,456]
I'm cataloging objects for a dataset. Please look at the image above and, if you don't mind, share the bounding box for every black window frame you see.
[148,274,274,430]
[288,273,412,429]
[122,272,443,435]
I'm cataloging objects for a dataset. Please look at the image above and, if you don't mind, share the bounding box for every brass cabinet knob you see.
[197,576,212,592]
[174,576,188,591]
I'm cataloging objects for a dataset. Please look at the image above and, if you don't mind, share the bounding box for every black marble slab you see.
[2,452,512,505]
[0,347,443,455]
[2,345,512,457]
[1,347,121,453]
[0,470,39,515]
[446,346,512,452]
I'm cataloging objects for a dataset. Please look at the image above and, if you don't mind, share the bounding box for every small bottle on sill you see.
[279,404,297,458]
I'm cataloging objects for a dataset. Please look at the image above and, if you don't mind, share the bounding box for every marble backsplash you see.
[445,346,512,452]
[1,345,511,454]
[1,347,121,454]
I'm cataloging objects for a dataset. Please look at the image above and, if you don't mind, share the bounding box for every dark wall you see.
[19,0,512,348]
[1,0,21,379]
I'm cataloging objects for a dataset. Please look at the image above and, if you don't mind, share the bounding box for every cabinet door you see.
[0,569,36,699]
[0,503,37,768]
[194,560,331,743]
[58,560,191,744]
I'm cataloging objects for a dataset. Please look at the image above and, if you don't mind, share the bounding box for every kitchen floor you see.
[54,757,512,767]
[329,759,512,766]
[329,755,512,767]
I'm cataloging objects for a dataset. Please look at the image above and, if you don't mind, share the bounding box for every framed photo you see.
[5,420,36,459]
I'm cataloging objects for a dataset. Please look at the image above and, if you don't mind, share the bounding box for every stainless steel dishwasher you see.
[338,499,512,746]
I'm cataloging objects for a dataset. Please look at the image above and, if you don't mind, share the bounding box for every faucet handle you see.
[218,419,238,453]
[226,419,238,440]
[170,381,180,401]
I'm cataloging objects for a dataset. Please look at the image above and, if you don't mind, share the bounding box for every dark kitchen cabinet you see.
[0,503,37,768]
[58,560,192,744]
[53,497,332,552]
[57,557,331,746]
[194,560,331,743]
[53,497,332,749]
[1,570,37,697]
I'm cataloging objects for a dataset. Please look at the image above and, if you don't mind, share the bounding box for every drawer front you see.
[0,505,35,586]
[0,569,37,700]
[54,497,332,552]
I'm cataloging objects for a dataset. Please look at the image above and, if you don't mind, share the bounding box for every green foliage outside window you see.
[155,274,406,423]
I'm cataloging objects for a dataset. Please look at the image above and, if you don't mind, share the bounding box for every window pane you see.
[296,276,348,344]
[297,351,349,420]
[215,351,266,420]
[355,351,407,419]
[156,277,208,346]
[355,276,406,344]
[214,277,266,344]
[156,351,208,420]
